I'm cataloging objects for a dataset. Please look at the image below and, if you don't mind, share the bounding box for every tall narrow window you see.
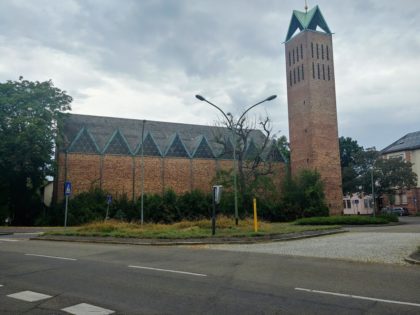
[293,49,295,64]
[321,45,324,59]
[296,46,299,62]
[327,66,331,80]
[316,43,319,59]
[317,63,320,79]
[289,51,291,66]
[293,68,296,84]
[300,44,303,59]
[297,67,300,82]
[289,70,292,86]
[326,46,329,60]
[311,43,314,58]
[322,64,325,80]
[301,64,304,80]
[312,62,315,79]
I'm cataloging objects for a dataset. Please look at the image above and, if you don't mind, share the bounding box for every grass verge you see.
[295,215,398,226]
[45,217,338,239]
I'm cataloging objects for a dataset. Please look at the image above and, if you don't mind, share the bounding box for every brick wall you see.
[54,153,284,202]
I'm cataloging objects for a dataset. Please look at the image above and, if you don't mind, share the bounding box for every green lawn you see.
[45,217,339,239]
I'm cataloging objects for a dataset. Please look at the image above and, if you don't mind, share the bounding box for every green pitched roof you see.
[285,5,332,42]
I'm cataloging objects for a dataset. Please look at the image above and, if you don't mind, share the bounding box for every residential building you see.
[381,131,420,214]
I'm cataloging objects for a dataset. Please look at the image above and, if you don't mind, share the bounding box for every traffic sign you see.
[64,181,72,196]
[107,195,112,204]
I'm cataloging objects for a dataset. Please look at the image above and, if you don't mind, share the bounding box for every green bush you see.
[294,215,396,225]
[280,169,329,221]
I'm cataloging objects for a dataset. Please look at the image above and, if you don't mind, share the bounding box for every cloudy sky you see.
[1,0,419,150]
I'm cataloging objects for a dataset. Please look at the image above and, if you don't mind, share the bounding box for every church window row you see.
[289,64,305,87]
[312,62,331,81]
[289,45,304,66]
[67,128,283,161]
[311,42,330,60]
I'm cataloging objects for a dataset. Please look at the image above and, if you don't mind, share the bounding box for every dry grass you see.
[46,216,337,239]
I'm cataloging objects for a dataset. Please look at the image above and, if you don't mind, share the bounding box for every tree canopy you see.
[339,136,417,198]
[0,78,72,225]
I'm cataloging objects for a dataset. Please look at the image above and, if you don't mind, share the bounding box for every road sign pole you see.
[64,195,69,228]
[106,203,109,221]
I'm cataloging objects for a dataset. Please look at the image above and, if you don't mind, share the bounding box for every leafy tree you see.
[339,136,363,194]
[280,169,329,220]
[276,135,290,163]
[0,78,72,225]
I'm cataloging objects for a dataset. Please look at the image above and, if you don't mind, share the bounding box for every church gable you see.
[165,134,190,158]
[135,132,162,157]
[103,130,132,155]
[285,5,332,42]
[218,138,234,159]
[266,144,285,162]
[67,127,99,154]
[192,136,215,159]
[245,140,259,160]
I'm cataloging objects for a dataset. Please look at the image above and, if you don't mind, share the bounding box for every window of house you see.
[289,70,292,86]
[311,42,314,58]
[289,51,291,66]
[322,64,325,80]
[346,200,351,208]
[328,65,331,80]
[316,43,319,59]
[402,194,408,204]
[326,46,329,60]
[297,67,300,82]
[343,201,346,209]
[394,194,401,205]
[300,44,303,59]
[312,62,315,79]
[293,49,295,64]
[293,68,296,84]
[317,63,320,79]
[296,46,299,62]
[321,44,324,59]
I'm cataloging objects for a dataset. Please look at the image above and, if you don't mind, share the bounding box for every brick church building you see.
[54,114,285,202]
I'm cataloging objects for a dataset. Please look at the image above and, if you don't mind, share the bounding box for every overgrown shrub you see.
[280,169,329,220]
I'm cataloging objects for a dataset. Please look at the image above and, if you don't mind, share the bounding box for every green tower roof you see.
[285,5,332,42]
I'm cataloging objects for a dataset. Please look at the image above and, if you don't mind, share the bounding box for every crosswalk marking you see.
[62,303,115,315]
[7,290,52,302]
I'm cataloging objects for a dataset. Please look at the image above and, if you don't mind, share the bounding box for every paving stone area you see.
[210,232,420,265]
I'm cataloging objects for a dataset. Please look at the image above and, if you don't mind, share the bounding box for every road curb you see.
[31,229,346,246]
[404,254,420,265]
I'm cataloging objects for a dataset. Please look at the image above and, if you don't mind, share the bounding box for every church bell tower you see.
[285,5,343,215]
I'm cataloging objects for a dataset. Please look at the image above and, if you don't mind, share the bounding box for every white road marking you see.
[62,303,114,315]
[129,265,207,277]
[295,287,420,308]
[25,253,77,261]
[7,290,52,302]
[0,239,19,242]
[0,284,3,287]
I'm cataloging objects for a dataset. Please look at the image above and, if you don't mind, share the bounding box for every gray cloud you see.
[0,0,419,150]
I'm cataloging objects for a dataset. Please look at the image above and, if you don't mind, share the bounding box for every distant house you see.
[381,131,420,214]
[343,193,373,215]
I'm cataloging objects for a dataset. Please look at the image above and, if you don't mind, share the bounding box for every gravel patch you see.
[210,232,420,265]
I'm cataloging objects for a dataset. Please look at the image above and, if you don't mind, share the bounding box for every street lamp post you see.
[195,94,277,225]
[141,120,146,225]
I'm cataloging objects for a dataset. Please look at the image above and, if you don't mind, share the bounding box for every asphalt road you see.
[1,233,420,314]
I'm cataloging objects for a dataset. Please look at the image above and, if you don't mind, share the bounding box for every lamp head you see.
[195,95,205,101]
[266,95,277,101]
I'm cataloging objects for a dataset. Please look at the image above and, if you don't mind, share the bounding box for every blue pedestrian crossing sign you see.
[64,181,72,196]
[106,195,112,204]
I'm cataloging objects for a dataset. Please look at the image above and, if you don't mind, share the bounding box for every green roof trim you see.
[285,5,332,42]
